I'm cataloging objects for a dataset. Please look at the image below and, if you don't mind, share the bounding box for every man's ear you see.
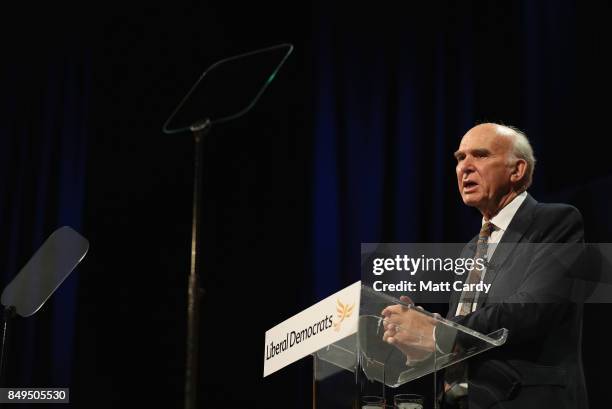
[510,159,527,183]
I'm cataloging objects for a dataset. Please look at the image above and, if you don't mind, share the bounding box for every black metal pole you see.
[0,306,16,387]
[312,356,317,409]
[184,119,211,409]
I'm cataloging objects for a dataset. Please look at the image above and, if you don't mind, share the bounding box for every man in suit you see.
[381,123,587,408]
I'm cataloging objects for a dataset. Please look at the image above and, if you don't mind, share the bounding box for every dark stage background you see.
[2,2,612,408]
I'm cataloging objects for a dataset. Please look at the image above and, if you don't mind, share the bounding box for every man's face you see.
[454,125,514,214]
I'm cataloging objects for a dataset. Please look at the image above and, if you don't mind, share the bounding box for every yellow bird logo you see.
[333,299,354,331]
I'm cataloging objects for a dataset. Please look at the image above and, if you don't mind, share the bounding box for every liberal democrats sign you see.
[263,281,361,377]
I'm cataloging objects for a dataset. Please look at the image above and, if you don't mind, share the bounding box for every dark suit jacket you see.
[444,193,588,409]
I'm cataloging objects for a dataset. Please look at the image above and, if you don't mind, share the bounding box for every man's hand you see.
[381,296,439,362]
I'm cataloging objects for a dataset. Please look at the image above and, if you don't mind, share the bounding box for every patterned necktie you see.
[456,221,494,316]
[442,222,495,399]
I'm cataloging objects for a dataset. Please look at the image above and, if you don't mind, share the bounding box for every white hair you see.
[498,125,536,191]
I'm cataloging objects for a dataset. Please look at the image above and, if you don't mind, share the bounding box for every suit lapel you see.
[475,193,537,309]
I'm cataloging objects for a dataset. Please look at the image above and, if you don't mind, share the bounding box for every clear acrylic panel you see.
[314,285,507,388]
[162,43,293,134]
[1,226,89,317]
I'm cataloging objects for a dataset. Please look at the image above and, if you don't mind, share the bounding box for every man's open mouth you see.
[463,181,478,191]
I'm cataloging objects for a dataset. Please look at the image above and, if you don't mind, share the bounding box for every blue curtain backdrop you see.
[311,0,590,298]
[2,2,612,408]
[0,48,89,388]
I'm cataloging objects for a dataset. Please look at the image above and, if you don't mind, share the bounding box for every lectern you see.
[264,282,508,409]
[314,285,507,408]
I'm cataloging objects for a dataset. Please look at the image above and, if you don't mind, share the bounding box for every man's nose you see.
[457,158,475,175]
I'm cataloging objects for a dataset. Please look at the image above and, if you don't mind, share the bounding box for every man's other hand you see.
[380,296,438,361]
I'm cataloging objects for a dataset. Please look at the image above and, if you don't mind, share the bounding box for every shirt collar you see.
[483,191,528,232]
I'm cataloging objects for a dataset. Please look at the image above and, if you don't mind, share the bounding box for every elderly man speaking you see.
[381,123,587,409]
